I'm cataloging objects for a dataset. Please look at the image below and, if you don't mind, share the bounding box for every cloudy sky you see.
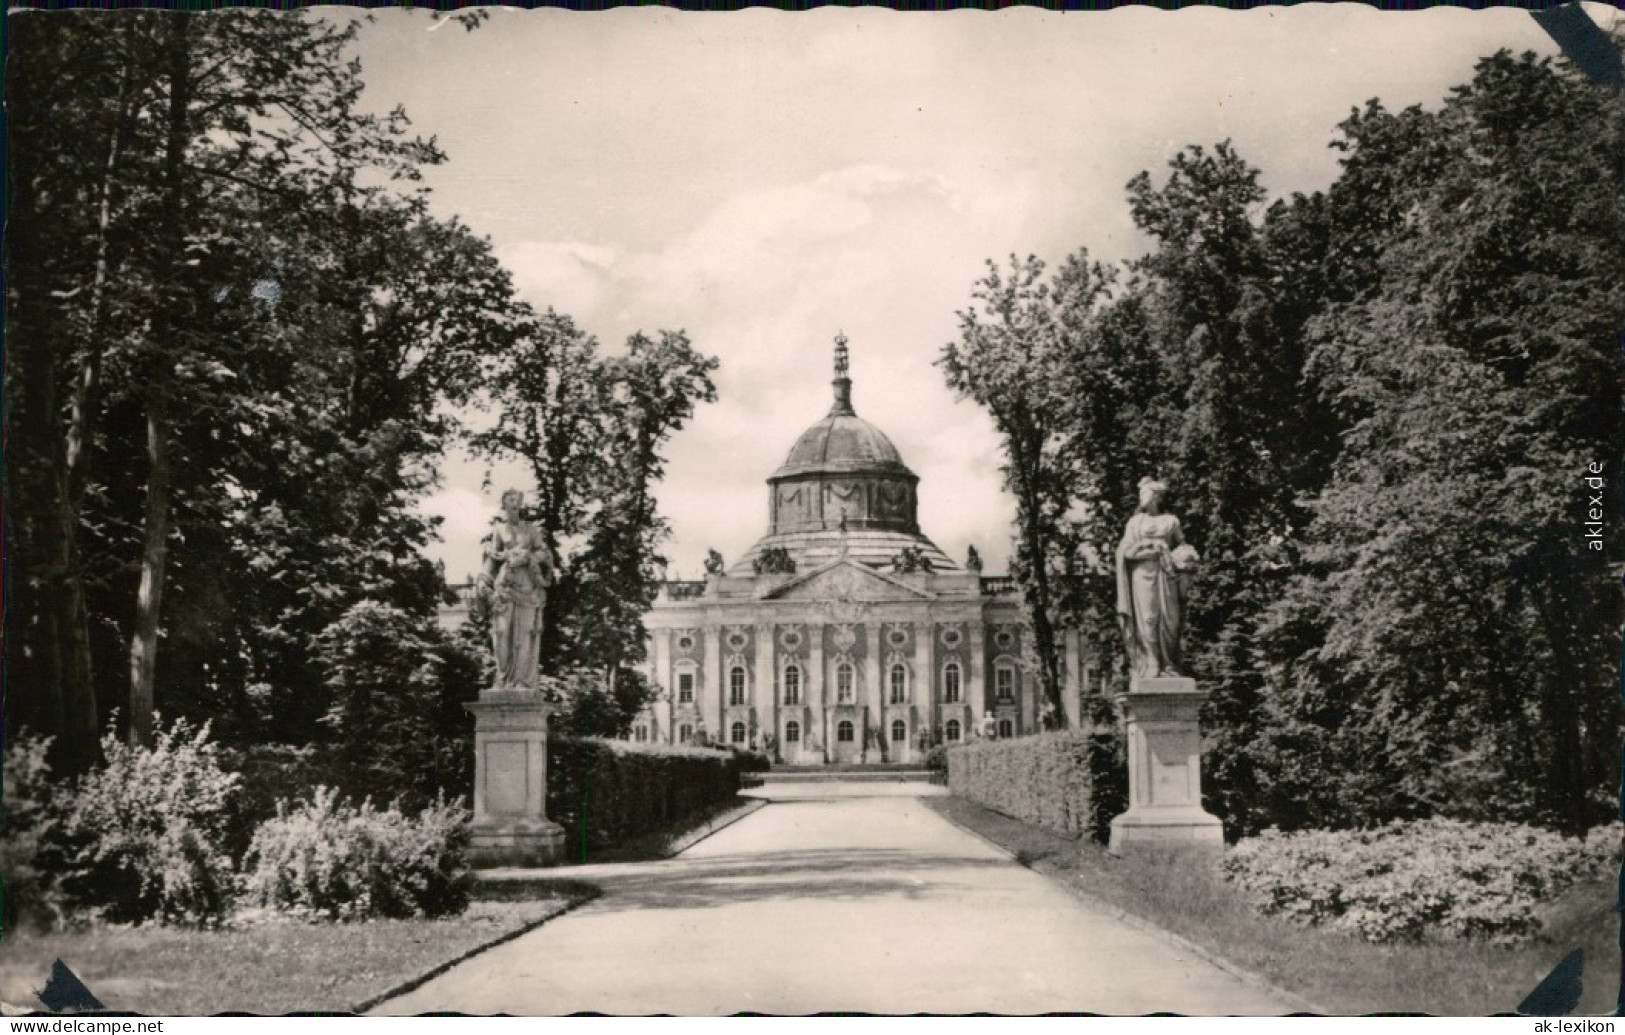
[350,5,1602,581]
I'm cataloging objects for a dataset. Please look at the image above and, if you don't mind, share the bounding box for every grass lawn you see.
[923,795,1617,1016]
[0,892,587,1016]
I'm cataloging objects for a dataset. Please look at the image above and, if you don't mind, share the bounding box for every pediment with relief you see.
[762,559,933,602]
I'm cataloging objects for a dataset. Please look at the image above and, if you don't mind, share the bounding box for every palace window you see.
[677,671,694,704]
[945,719,961,742]
[943,662,961,703]
[998,718,1014,739]
[634,725,648,743]
[890,719,906,743]
[836,663,855,702]
[995,665,1015,702]
[729,666,747,706]
[731,722,747,744]
[784,665,802,705]
[837,720,855,742]
[679,724,693,744]
[889,664,907,704]
[785,720,801,744]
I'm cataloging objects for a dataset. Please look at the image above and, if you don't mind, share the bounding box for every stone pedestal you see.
[1108,676,1224,855]
[466,690,565,868]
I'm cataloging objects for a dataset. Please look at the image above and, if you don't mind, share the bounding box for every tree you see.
[559,331,718,683]
[939,253,1114,729]
[6,11,526,762]
[472,322,718,737]
[1257,51,1625,834]
[5,14,108,773]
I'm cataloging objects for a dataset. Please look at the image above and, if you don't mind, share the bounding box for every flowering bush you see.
[1222,819,1619,944]
[40,719,241,927]
[239,787,471,921]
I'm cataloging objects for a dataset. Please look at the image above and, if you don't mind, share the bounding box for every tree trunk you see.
[127,12,192,746]
[1017,445,1067,730]
[4,20,100,773]
[128,390,173,746]
[66,32,138,510]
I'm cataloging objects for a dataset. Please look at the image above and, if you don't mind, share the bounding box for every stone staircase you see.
[759,763,937,783]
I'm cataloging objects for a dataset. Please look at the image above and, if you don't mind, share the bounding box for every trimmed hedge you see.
[947,730,1126,843]
[548,737,744,856]
[1222,819,1621,945]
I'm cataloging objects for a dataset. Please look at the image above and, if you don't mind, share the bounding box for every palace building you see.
[631,336,1092,765]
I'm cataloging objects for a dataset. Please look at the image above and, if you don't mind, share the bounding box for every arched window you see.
[679,724,693,743]
[837,720,855,742]
[634,725,648,743]
[995,665,1015,702]
[943,662,961,703]
[783,665,801,705]
[945,719,961,742]
[890,719,906,742]
[836,663,854,702]
[998,718,1014,739]
[785,720,801,743]
[730,721,747,744]
[889,664,907,704]
[729,666,747,705]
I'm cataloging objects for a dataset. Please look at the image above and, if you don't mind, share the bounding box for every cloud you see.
[442,161,1036,578]
[499,240,620,318]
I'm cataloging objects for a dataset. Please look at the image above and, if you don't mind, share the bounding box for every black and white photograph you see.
[3,2,1622,1018]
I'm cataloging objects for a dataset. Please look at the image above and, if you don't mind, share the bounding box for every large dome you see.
[773,412,911,478]
[730,334,958,575]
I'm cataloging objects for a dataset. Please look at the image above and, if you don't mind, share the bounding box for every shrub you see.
[947,730,1126,842]
[1,732,61,930]
[239,787,471,921]
[1222,819,1620,945]
[316,600,475,812]
[548,737,742,857]
[39,719,240,927]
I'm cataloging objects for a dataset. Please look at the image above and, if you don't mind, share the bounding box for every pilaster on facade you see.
[967,621,987,719]
[754,621,774,749]
[652,629,672,743]
[701,621,722,741]
[913,619,932,734]
[808,622,828,761]
[863,622,883,720]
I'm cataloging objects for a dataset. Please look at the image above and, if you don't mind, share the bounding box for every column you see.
[702,622,722,743]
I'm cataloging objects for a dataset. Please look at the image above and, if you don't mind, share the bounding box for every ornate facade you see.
[633,336,1090,764]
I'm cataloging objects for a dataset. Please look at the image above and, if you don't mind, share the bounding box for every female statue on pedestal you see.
[1115,478,1200,680]
[479,489,556,690]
